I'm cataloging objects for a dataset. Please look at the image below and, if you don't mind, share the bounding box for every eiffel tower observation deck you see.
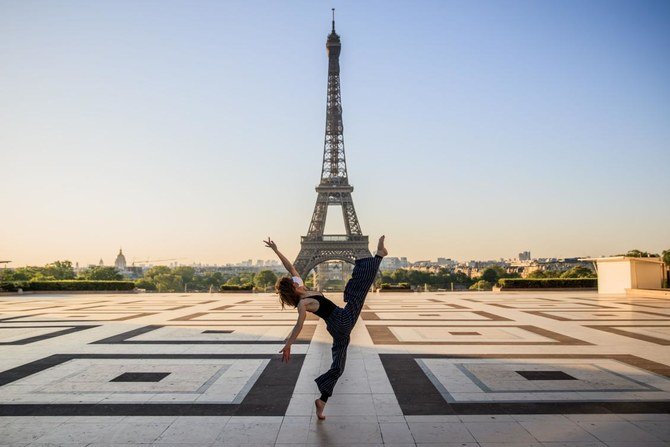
[293,10,372,279]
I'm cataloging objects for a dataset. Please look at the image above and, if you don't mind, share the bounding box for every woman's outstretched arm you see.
[264,237,299,277]
[279,300,307,362]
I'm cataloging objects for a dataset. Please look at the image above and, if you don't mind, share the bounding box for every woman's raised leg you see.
[342,236,386,325]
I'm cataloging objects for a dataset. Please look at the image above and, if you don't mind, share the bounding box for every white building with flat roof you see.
[583,256,665,294]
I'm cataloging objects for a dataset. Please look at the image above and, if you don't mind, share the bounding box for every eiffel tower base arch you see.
[293,238,371,280]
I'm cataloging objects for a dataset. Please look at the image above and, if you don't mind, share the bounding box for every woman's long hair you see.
[275,277,301,309]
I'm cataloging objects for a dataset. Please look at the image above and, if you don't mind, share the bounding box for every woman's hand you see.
[263,237,278,252]
[279,344,291,363]
[265,238,299,276]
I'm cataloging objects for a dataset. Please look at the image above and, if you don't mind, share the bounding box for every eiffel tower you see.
[293,10,372,279]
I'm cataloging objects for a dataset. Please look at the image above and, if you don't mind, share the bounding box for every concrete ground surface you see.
[0,290,668,446]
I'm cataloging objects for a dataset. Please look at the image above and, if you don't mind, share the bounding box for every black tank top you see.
[310,294,336,320]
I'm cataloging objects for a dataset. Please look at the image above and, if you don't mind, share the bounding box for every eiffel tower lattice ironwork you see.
[293,11,371,279]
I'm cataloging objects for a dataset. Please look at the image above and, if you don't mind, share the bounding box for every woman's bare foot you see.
[315,399,326,420]
[376,235,388,258]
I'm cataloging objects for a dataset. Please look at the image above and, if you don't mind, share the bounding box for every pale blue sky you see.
[1,0,669,267]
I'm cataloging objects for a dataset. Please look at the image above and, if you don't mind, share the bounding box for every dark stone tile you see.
[110,372,170,382]
[516,370,577,381]
[0,325,97,345]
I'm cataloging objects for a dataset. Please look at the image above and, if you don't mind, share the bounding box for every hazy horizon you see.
[2,1,669,268]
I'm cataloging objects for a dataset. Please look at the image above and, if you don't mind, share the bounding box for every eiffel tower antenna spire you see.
[293,13,371,282]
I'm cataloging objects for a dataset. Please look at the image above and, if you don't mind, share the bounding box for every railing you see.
[301,235,367,243]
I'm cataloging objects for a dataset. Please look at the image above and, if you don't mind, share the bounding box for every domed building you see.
[114,249,127,271]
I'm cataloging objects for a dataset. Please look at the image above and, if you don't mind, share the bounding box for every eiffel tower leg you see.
[306,194,329,237]
[341,196,362,235]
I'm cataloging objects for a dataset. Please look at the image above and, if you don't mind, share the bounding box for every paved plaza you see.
[0,290,669,446]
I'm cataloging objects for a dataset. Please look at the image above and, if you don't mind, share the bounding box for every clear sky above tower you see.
[1,0,669,266]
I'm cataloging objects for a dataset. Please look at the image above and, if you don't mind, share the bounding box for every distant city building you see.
[125,266,143,277]
[314,261,352,291]
[99,258,104,266]
[437,258,457,268]
[380,257,410,271]
[114,249,127,271]
[508,257,594,277]
[518,251,531,261]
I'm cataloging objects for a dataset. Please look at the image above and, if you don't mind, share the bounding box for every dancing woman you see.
[264,236,387,420]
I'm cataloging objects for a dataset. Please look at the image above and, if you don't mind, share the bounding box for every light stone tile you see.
[620,413,670,422]
[372,393,403,416]
[464,421,536,443]
[366,374,395,394]
[415,443,479,447]
[226,416,283,424]
[316,393,377,416]
[601,443,669,447]
[30,423,112,444]
[275,416,311,444]
[408,422,476,444]
[519,420,600,443]
[285,393,320,416]
[57,416,124,424]
[564,414,627,422]
[510,415,570,422]
[208,444,274,447]
[173,415,230,425]
[376,415,407,424]
[534,443,606,447]
[153,417,227,444]
[478,443,543,447]
[120,416,179,424]
[25,444,89,447]
[405,415,461,423]
[103,421,172,444]
[628,421,670,441]
[575,421,663,443]
[213,419,281,444]
[458,414,515,422]
[305,416,382,445]
[380,421,415,444]
[0,416,71,425]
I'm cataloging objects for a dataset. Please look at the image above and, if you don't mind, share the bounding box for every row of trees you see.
[0,261,284,293]
[619,249,670,262]
[379,265,523,291]
[1,261,143,283]
[379,268,475,290]
[1,260,82,281]
[2,248,667,292]
[379,265,597,292]
[132,266,284,292]
[525,266,595,279]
